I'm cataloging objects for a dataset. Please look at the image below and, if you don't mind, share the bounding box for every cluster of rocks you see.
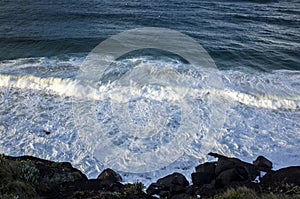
[146,152,275,198]
[1,153,299,199]
[0,155,154,199]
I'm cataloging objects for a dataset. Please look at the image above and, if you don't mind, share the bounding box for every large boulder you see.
[97,168,122,184]
[195,162,217,174]
[193,183,217,198]
[260,166,300,195]
[191,172,214,186]
[208,152,260,181]
[146,172,189,198]
[192,161,216,187]
[253,156,272,172]
[195,162,216,174]
[261,166,300,187]
[215,166,249,188]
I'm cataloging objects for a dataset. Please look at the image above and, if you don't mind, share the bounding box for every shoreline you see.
[1,152,299,199]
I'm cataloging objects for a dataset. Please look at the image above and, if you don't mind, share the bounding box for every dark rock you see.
[260,167,300,195]
[192,172,214,186]
[215,166,249,188]
[97,168,122,184]
[185,185,198,196]
[195,162,216,174]
[146,172,189,198]
[214,157,237,175]
[3,152,299,199]
[194,182,217,198]
[253,156,272,172]
[171,193,191,199]
[209,152,260,181]
[243,165,260,182]
[261,166,300,187]
[159,190,169,198]
[170,184,186,194]
[157,172,189,187]
[146,183,160,196]
[51,179,126,199]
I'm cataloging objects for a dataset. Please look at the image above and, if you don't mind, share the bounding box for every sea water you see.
[0,0,299,185]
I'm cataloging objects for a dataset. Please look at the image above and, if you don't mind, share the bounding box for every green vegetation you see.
[70,182,146,198]
[123,182,145,195]
[72,171,83,181]
[51,161,65,168]
[266,183,300,195]
[19,161,39,185]
[210,186,300,199]
[212,187,254,199]
[0,154,39,199]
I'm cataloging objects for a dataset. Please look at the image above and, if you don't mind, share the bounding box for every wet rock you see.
[51,179,125,198]
[97,168,122,184]
[253,156,272,172]
[185,185,198,196]
[146,183,160,196]
[195,162,216,174]
[214,157,236,175]
[194,182,217,198]
[192,172,214,186]
[261,166,300,187]
[209,152,260,181]
[157,172,189,187]
[171,193,191,199]
[43,129,51,135]
[215,166,249,188]
[259,166,300,195]
[147,172,189,198]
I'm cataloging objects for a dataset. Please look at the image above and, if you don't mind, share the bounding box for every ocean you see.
[0,0,299,184]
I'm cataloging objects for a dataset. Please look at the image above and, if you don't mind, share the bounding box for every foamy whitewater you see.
[0,55,299,185]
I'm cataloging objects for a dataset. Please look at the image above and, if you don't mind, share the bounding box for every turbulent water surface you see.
[0,0,299,184]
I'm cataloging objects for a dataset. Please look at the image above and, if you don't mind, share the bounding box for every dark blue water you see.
[0,0,299,71]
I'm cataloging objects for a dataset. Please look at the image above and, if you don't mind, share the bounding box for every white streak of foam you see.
[216,89,300,110]
[0,74,299,111]
[0,74,107,101]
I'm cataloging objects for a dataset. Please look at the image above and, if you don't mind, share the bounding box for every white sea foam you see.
[0,56,299,185]
[0,73,299,110]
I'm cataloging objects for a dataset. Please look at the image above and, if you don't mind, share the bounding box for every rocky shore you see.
[0,153,299,199]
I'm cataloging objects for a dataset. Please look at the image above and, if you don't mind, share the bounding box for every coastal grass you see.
[211,186,300,199]
[0,154,39,199]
